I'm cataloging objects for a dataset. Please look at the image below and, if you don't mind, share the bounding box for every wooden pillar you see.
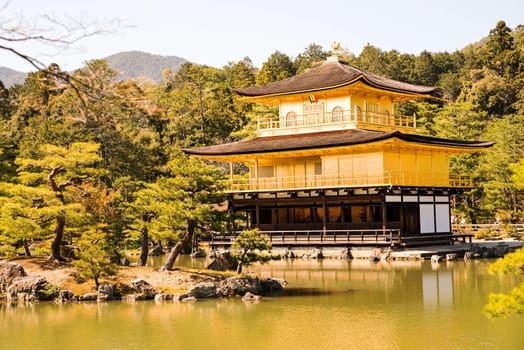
[400,204,405,236]
[382,199,387,239]
[254,159,259,190]
[322,194,327,239]
[363,97,367,122]
[255,199,260,229]
[229,161,234,189]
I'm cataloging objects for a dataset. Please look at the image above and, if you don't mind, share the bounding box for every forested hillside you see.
[0,20,523,260]
[102,51,188,82]
[0,51,188,87]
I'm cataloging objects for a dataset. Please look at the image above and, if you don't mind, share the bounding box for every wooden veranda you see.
[206,229,473,250]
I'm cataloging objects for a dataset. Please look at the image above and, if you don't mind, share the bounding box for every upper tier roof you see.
[235,57,438,98]
[185,129,494,157]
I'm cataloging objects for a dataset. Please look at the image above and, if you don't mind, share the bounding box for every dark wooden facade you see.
[229,185,464,246]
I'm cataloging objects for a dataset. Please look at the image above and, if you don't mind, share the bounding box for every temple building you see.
[185,55,493,247]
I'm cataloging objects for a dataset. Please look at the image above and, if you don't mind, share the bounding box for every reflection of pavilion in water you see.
[423,263,454,307]
[256,259,454,307]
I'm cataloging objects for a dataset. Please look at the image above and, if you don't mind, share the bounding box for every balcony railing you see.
[226,172,473,192]
[257,108,416,135]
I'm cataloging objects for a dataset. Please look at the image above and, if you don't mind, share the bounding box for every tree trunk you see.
[236,249,247,274]
[23,239,31,257]
[48,166,66,261]
[138,226,149,266]
[161,219,195,271]
[50,215,66,261]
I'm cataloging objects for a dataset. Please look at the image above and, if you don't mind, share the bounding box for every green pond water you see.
[1,257,523,350]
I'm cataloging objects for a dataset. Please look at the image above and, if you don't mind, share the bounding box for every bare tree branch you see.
[1,1,128,71]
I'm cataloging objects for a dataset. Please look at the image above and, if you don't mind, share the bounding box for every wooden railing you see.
[209,229,402,248]
[452,223,524,236]
[226,172,473,192]
[257,109,416,134]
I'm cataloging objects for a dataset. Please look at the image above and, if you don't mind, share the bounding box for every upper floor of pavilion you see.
[235,55,439,137]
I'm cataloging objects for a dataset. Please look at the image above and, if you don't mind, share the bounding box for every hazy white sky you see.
[1,0,523,72]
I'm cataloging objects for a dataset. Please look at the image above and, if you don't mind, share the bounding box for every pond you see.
[1,257,523,350]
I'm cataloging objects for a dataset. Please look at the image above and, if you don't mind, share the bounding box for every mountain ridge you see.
[0,51,189,87]
[0,67,27,88]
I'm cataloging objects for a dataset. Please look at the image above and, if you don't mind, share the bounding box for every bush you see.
[0,245,16,258]
[475,228,499,240]
[231,229,272,274]
[72,229,117,288]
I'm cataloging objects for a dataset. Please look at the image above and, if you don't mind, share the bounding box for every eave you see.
[185,133,494,163]
[241,78,436,106]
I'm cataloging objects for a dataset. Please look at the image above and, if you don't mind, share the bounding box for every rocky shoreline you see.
[0,259,286,305]
[268,240,523,261]
[1,240,521,306]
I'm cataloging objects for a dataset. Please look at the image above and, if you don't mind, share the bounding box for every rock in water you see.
[131,278,157,299]
[431,255,442,263]
[446,253,457,261]
[191,250,207,258]
[78,293,98,301]
[242,292,263,303]
[187,282,220,299]
[55,290,75,303]
[6,276,56,302]
[154,293,174,303]
[0,261,27,294]
[260,278,286,293]
[218,277,263,297]
[98,283,119,301]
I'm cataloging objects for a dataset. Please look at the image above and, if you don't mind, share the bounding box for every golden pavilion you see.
[186,55,493,247]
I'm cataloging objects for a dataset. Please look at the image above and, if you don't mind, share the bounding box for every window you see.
[366,103,379,123]
[384,110,390,125]
[285,111,296,127]
[303,102,324,125]
[331,106,344,122]
[366,102,379,112]
[354,105,362,121]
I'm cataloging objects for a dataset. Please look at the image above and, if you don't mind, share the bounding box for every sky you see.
[1,0,523,72]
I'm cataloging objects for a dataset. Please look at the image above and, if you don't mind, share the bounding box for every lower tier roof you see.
[184,129,494,158]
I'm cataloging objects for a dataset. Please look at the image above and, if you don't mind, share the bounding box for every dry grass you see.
[10,257,229,295]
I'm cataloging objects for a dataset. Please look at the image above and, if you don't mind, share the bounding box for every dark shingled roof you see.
[235,59,438,97]
[184,129,494,156]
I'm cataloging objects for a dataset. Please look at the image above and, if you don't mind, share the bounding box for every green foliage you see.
[489,247,524,275]
[510,158,524,191]
[231,229,272,273]
[476,116,524,221]
[2,142,108,259]
[73,226,117,288]
[256,51,295,85]
[353,44,390,77]
[484,247,524,319]
[411,50,439,86]
[158,62,247,148]
[157,153,226,233]
[485,284,524,319]
[294,43,327,74]
[474,228,500,240]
